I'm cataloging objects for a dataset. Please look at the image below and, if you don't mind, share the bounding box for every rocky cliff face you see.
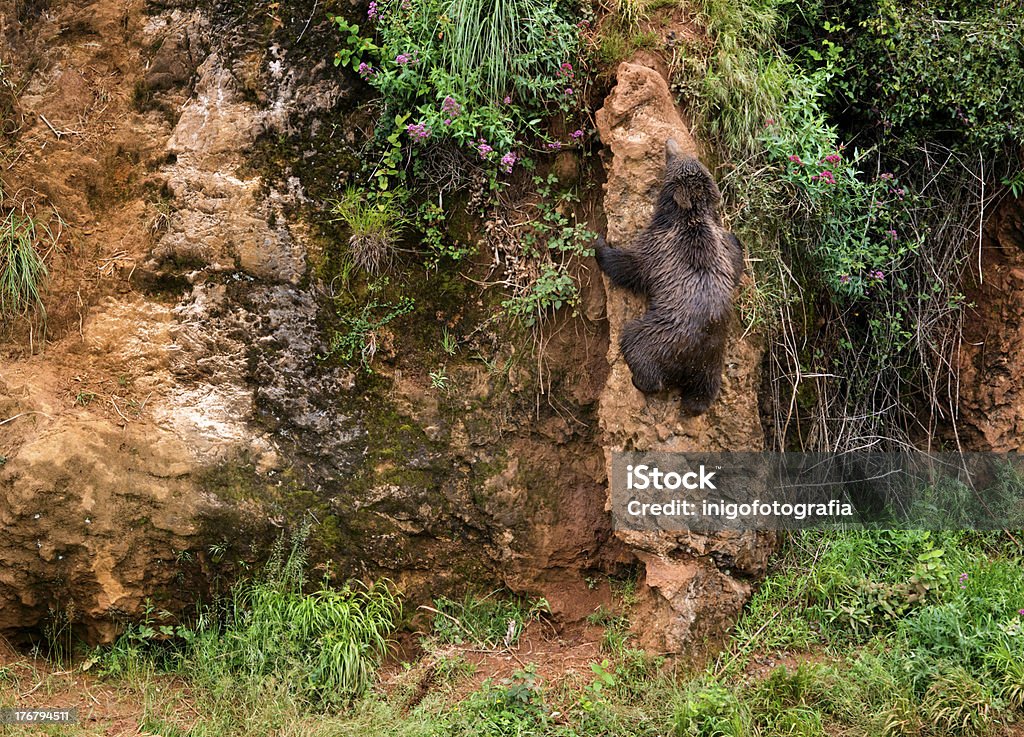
[956,195,1024,450]
[0,0,769,652]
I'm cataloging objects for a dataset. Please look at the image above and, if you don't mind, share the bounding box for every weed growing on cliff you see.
[322,277,416,371]
[328,0,598,338]
[0,204,49,319]
[329,188,408,274]
[496,174,596,327]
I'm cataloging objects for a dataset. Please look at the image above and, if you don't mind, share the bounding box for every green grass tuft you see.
[0,206,49,318]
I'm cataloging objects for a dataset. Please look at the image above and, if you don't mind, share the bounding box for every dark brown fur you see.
[595,139,744,416]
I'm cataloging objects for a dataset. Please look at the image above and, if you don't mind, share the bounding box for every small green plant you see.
[322,278,415,371]
[460,666,551,736]
[331,17,379,71]
[74,391,97,407]
[578,659,618,712]
[329,188,408,274]
[987,643,1024,711]
[1002,170,1024,199]
[499,175,595,326]
[429,368,450,392]
[674,681,748,737]
[919,667,996,737]
[432,652,477,684]
[0,205,49,319]
[440,327,458,356]
[502,262,578,326]
[416,200,475,263]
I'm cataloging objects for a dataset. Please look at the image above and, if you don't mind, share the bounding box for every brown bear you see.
[596,138,744,416]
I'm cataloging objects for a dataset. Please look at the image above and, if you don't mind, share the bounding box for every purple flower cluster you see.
[560,62,574,79]
[811,169,837,185]
[870,269,885,280]
[840,274,851,284]
[440,96,461,126]
[500,151,518,174]
[886,229,897,239]
[959,572,969,589]
[395,53,415,66]
[570,129,584,140]
[358,62,376,78]
[546,141,562,151]
[407,122,431,140]
[477,139,493,159]
[368,1,379,20]
[788,154,804,165]
[823,152,842,164]
[441,96,462,117]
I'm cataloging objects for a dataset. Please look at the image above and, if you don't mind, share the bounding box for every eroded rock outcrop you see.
[595,61,776,654]
[956,195,1024,450]
[0,0,624,643]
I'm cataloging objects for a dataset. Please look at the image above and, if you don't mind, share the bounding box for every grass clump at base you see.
[102,526,401,716]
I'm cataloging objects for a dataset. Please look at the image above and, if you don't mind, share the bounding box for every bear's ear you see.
[666,137,683,164]
[673,187,691,210]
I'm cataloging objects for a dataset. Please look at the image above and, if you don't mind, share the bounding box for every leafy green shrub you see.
[335,0,583,181]
[499,174,595,326]
[673,681,747,737]
[798,0,1024,157]
[455,667,551,737]
[760,114,919,300]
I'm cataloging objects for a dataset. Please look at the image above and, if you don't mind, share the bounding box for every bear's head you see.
[662,138,722,215]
